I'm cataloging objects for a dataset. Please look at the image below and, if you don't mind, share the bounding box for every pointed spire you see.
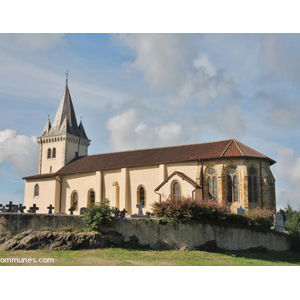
[48,77,80,137]
[40,118,52,136]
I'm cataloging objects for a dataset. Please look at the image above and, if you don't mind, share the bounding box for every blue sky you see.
[1,32,300,210]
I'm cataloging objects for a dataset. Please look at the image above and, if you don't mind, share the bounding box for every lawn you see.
[1,248,300,266]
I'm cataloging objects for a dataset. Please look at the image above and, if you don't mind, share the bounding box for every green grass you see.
[1,248,300,266]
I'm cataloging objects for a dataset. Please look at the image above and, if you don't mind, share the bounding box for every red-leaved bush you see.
[151,196,274,231]
[151,196,228,223]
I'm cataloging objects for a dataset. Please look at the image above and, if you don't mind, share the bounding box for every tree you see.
[282,204,300,236]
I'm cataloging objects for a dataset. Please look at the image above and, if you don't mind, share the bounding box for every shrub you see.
[151,196,274,232]
[83,200,114,231]
[151,196,228,224]
[246,208,274,230]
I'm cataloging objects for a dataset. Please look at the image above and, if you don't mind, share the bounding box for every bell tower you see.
[37,76,90,174]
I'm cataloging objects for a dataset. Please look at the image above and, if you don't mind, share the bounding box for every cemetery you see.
[0,199,291,252]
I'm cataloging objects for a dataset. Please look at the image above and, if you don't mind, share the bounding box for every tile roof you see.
[23,139,276,180]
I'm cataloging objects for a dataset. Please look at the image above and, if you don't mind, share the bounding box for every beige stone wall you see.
[38,138,66,174]
[60,172,98,215]
[24,178,59,214]
[25,157,276,216]
[37,134,89,175]
[0,214,290,251]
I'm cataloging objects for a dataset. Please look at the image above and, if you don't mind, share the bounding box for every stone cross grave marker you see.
[236,206,245,214]
[136,201,144,216]
[69,206,75,215]
[6,201,17,212]
[28,204,39,213]
[114,208,120,218]
[47,204,54,214]
[120,209,127,218]
[18,204,26,213]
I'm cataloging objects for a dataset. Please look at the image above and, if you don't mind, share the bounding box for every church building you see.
[23,80,277,215]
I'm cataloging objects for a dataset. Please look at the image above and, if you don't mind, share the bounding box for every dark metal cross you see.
[47,204,54,214]
[69,206,75,215]
[6,201,16,212]
[28,204,39,213]
[18,204,26,213]
[120,208,127,218]
[65,69,69,85]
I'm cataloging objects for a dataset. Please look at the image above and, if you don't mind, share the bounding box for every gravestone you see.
[18,204,26,213]
[69,206,75,215]
[114,208,120,218]
[28,204,39,213]
[236,206,245,214]
[274,213,285,232]
[6,201,17,212]
[120,209,127,218]
[136,201,144,216]
[47,204,54,214]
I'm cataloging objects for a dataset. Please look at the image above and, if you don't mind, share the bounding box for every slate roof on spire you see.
[48,82,80,136]
[40,119,52,136]
[39,82,89,140]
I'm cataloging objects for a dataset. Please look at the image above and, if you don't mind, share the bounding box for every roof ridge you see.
[91,139,233,157]
[220,139,234,157]
[235,139,268,158]
[233,139,245,156]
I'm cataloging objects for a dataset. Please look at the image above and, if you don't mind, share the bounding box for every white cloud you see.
[0,129,38,175]
[115,33,239,110]
[106,108,183,151]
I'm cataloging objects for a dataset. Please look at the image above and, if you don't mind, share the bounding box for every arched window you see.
[207,174,218,199]
[52,148,56,158]
[172,181,180,199]
[88,189,95,206]
[137,186,146,207]
[227,176,232,203]
[233,175,238,202]
[248,167,258,202]
[227,167,238,203]
[136,185,146,207]
[71,191,78,211]
[47,148,51,159]
[34,184,39,197]
[213,176,217,199]
[208,177,212,195]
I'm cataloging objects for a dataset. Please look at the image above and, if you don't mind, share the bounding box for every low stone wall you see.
[0,213,85,237]
[0,213,291,251]
[100,219,291,251]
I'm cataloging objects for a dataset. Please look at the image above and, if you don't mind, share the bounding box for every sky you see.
[1,32,300,210]
[1,2,300,213]
[1,1,300,294]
